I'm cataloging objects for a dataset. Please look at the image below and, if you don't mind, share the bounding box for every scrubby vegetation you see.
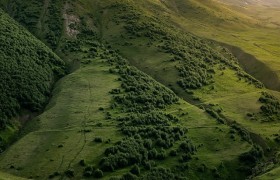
[258,92,280,121]
[1,0,64,49]
[2,0,43,34]
[108,2,263,90]
[0,0,277,179]
[70,44,197,178]
[0,10,65,129]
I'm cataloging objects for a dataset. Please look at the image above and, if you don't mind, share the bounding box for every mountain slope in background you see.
[217,0,280,7]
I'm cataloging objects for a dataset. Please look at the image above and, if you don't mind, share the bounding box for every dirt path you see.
[37,0,50,36]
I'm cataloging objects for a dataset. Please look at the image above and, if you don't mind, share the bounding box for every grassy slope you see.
[93,0,280,137]
[0,54,122,178]
[0,171,26,180]
[0,44,251,179]
[0,0,280,179]
[73,0,280,177]
[167,0,280,82]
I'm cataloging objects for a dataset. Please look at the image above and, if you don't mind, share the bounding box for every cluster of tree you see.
[113,66,179,112]
[1,0,64,49]
[69,47,197,177]
[116,112,178,126]
[239,145,264,167]
[140,167,186,180]
[45,0,64,48]
[0,10,65,129]
[237,71,263,88]
[205,107,225,124]
[1,0,43,34]
[230,123,252,143]
[259,92,280,121]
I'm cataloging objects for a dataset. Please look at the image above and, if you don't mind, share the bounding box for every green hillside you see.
[160,0,280,90]
[0,0,280,179]
[0,9,65,151]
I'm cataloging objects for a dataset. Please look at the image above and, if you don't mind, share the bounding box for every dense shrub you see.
[0,10,65,129]
[239,145,264,164]
[130,164,140,175]
[258,92,280,121]
[93,169,103,178]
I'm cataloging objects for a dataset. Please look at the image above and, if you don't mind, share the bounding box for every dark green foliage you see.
[49,171,60,179]
[116,112,176,126]
[64,169,75,178]
[122,172,138,180]
[140,167,186,180]
[259,92,280,121]
[1,0,64,49]
[205,108,225,124]
[94,137,103,143]
[2,0,43,34]
[79,159,86,166]
[239,145,264,164]
[0,10,65,129]
[115,66,179,112]
[93,169,103,178]
[45,0,64,49]
[100,138,148,171]
[231,123,252,143]
[89,48,193,174]
[179,140,197,154]
[130,164,140,175]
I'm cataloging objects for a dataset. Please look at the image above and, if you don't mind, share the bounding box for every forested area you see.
[0,9,65,129]
[1,0,65,49]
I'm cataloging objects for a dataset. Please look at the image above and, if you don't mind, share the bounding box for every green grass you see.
[0,58,121,179]
[164,0,280,81]
[1,0,280,179]
[256,166,280,180]
[0,171,27,180]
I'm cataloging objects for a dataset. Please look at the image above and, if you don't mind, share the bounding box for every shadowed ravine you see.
[219,42,280,91]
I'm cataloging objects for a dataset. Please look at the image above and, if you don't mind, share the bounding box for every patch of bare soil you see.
[63,3,80,38]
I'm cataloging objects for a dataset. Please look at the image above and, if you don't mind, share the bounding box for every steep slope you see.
[0,0,280,179]
[0,38,252,179]
[71,0,280,178]
[0,9,65,151]
[164,0,280,90]
[217,0,280,7]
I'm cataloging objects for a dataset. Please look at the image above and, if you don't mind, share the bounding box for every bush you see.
[64,169,74,178]
[130,165,140,175]
[122,172,137,180]
[94,137,103,143]
[93,169,103,178]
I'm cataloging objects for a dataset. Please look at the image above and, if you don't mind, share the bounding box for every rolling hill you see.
[0,0,280,179]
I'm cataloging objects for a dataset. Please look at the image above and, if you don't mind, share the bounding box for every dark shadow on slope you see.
[218,42,280,91]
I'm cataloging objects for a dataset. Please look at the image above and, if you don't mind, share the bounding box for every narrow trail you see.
[37,0,49,35]
[59,79,94,180]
